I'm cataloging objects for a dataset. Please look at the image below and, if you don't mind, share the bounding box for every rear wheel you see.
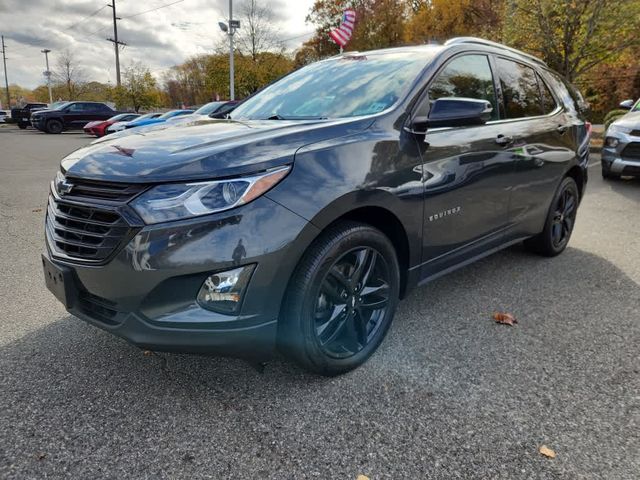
[17,122,27,129]
[46,119,63,134]
[279,222,400,376]
[525,177,579,257]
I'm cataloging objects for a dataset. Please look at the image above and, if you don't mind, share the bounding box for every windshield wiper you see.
[265,114,328,120]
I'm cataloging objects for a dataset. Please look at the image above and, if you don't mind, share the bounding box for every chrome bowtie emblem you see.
[58,179,74,195]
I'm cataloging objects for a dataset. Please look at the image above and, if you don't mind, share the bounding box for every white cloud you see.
[2,0,317,89]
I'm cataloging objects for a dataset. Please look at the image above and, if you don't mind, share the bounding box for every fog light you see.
[605,137,619,148]
[197,265,255,314]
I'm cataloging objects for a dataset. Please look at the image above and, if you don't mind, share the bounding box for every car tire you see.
[524,177,579,257]
[601,165,620,180]
[279,221,400,376]
[17,122,27,130]
[46,119,63,134]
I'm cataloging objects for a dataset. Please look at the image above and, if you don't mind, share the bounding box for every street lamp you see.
[41,49,53,104]
[218,0,240,101]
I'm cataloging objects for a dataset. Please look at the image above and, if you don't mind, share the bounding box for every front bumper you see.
[43,194,318,359]
[31,116,46,131]
[601,133,640,176]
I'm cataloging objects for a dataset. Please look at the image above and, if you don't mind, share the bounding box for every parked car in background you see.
[602,98,640,179]
[106,112,162,133]
[168,101,239,125]
[10,102,48,128]
[122,109,194,130]
[0,110,8,123]
[43,38,589,375]
[83,113,140,137]
[31,101,122,134]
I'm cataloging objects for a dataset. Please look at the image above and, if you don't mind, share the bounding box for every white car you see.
[0,110,8,123]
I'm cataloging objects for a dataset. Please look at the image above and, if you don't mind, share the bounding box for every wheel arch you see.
[565,164,586,199]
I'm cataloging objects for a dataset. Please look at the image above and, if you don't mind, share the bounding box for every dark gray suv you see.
[43,38,589,375]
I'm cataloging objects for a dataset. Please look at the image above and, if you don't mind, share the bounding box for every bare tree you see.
[236,0,283,60]
[53,50,86,100]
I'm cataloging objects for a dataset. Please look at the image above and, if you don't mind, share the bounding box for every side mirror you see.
[406,98,493,134]
[619,99,634,110]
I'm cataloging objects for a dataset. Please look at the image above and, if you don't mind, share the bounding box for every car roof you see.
[338,37,547,70]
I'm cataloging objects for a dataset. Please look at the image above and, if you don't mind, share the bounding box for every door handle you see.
[495,134,514,146]
[557,125,569,135]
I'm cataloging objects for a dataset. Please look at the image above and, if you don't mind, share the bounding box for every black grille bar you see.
[621,142,640,161]
[61,177,147,203]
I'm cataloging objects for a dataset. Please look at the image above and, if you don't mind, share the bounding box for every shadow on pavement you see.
[1,246,638,479]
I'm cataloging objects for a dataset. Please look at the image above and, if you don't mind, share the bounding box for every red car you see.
[84,113,140,137]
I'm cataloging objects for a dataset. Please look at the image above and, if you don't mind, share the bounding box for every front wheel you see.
[279,222,400,376]
[524,177,579,257]
[45,119,63,134]
[601,165,620,180]
[17,122,27,129]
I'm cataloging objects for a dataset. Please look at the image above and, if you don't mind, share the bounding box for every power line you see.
[121,0,185,19]
[68,4,109,30]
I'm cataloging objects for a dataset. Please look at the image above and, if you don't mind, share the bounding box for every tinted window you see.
[428,55,498,120]
[496,58,543,118]
[544,71,576,113]
[537,74,557,114]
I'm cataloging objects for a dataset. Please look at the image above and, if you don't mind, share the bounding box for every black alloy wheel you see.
[314,247,391,358]
[46,119,63,134]
[525,176,579,256]
[550,186,577,250]
[280,221,400,376]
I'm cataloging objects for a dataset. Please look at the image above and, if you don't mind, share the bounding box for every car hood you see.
[611,111,640,129]
[61,117,374,183]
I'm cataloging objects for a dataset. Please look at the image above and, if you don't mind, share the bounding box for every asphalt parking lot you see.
[0,126,638,479]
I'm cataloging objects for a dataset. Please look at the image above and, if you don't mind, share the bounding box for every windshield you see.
[159,110,192,119]
[51,101,70,110]
[134,113,157,121]
[230,50,437,121]
[194,102,225,115]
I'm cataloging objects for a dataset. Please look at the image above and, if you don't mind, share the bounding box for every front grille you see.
[62,177,146,203]
[621,142,640,161]
[46,195,132,262]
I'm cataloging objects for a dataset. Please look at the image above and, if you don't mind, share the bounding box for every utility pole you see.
[1,36,9,109]
[218,1,239,100]
[41,49,53,104]
[228,0,235,101]
[107,0,125,87]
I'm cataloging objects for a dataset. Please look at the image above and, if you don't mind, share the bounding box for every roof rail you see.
[444,37,547,67]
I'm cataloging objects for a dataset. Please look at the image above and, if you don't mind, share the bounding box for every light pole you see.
[41,49,53,104]
[218,0,240,101]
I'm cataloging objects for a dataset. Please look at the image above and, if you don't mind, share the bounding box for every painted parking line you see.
[588,161,600,168]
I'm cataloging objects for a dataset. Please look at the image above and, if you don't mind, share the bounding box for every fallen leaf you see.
[356,476,370,480]
[142,350,153,356]
[32,208,42,213]
[493,312,517,326]
[539,445,556,458]
[37,453,47,460]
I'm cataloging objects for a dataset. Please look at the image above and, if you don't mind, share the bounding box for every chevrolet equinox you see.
[43,38,589,375]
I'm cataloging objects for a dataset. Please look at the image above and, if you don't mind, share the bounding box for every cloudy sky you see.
[1,0,317,88]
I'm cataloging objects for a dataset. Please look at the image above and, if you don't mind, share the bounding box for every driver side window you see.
[427,55,499,121]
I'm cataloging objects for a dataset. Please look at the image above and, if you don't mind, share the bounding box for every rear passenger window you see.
[537,74,557,114]
[428,54,498,120]
[495,58,543,118]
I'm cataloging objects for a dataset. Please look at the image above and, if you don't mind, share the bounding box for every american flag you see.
[329,8,357,48]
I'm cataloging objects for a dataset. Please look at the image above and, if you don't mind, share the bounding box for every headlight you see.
[607,124,631,136]
[130,165,290,224]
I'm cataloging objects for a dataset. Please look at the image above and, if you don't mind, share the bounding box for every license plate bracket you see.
[42,255,75,308]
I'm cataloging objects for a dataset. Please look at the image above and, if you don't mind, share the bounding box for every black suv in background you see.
[11,102,48,128]
[43,38,589,375]
[31,101,121,134]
